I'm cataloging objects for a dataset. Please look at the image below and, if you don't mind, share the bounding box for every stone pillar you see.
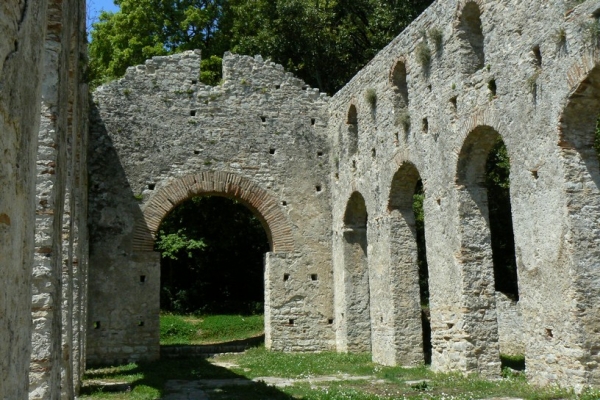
[453,186,500,378]
[0,1,48,398]
[29,0,74,397]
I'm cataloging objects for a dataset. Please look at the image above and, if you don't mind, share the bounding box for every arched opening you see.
[156,196,269,345]
[456,126,520,376]
[340,192,371,352]
[347,104,359,156]
[559,65,600,382]
[388,163,431,364]
[390,60,409,109]
[457,1,485,74]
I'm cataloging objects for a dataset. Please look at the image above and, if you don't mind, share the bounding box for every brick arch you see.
[132,172,294,253]
[453,108,514,179]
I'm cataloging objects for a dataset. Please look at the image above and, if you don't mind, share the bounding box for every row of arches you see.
[339,125,519,370]
[336,55,600,380]
[343,0,486,156]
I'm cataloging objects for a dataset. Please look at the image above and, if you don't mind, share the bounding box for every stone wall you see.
[88,51,335,365]
[29,0,89,397]
[0,0,88,398]
[496,292,524,357]
[328,0,600,390]
[0,1,48,398]
[4,0,600,396]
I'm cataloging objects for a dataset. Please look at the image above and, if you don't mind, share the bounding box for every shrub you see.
[428,27,443,52]
[365,88,377,107]
[416,41,432,69]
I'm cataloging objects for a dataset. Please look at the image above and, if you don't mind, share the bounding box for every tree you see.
[89,0,231,87]
[88,0,434,92]
[229,0,433,94]
[155,196,269,314]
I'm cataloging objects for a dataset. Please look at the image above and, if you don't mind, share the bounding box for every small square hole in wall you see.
[371,148,376,157]
[260,116,267,123]
[532,45,542,68]
[275,84,281,89]
[422,118,429,133]
[190,110,197,116]
[281,201,287,206]
[194,150,201,155]
[488,79,497,96]
[311,118,316,126]
[450,96,457,111]
[315,185,322,192]
[288,319,295,325]
[328,318,334,325]
[335,173,339,180]
[283,273,290,281]
[93,321,101,329]
[148,184,155,190]
[310,274,318,281]
[546,328,553,338]
[531,169,539,179]
[317,151,323,157]
[191,79,197,84]
[140,275,146,283]
[138,321,144,327]
[269,148,276,155]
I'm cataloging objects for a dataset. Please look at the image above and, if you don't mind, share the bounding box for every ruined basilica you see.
[3,0,600,398]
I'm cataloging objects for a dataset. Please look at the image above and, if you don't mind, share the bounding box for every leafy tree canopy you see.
[89,0,433,93]
[89,0,232,87]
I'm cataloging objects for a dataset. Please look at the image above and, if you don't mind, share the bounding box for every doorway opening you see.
[155,196,270,346]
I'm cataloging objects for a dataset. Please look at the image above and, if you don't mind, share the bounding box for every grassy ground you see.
[160,313,264,345]
[81,346,600,399]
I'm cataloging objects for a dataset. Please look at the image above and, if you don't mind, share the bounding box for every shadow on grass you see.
[161,334,265,358]
[81,346,294,399]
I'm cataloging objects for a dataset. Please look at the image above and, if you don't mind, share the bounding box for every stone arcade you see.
[2,0,600,398]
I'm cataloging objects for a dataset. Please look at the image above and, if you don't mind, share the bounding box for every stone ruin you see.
[3,0,600,398]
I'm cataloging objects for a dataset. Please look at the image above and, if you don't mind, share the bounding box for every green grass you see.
[82,346,600,400]
[160,313,264,345]
[222,347,377,378]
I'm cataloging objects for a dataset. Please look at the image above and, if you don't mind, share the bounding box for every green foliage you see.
[555,27,567,46]
[160,313,264,345]
[82,347,590,400]
[428,27,443,52]
[486,139,510,189]
[232,347,375,379]
[500,354,526,374]
[199,55,223,86]
[230,0,433,94]
[396,110,410,132]
[155,230,206,260]
[160,313,197,343]
[156,196,269,314]
[486,139,519,297]
[365,88,377,107]
[89,0,434,93]
[415,41,432,69]
[88,0,231,88]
